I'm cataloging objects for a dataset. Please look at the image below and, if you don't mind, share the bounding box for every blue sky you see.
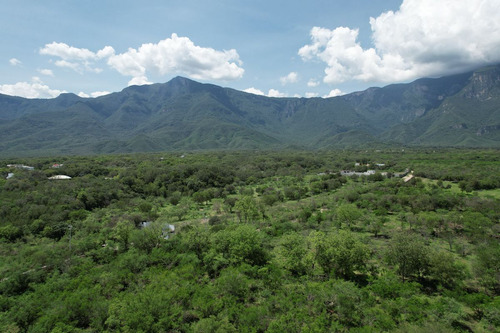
[1,0,500,98]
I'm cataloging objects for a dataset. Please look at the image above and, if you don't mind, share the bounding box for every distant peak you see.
[55,92,81,101]
[163,76,204,95]
[168,76,197,85]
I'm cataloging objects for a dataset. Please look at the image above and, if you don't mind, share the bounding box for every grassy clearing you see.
[421,176,500,199]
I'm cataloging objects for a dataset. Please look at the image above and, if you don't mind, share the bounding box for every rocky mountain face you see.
[463,66,500,100]
[1,65,499,156]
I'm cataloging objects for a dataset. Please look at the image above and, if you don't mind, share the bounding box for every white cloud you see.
[307,79,320,87]
[53,59,103,74]
[267,89,287,98]
[244,87,265,96]
[280,72,299,85]
[0,77,65,98]
[91,91,110,97]
[9,58,21,66]
[54,59,81,72]
[323,89,344,98]
[38,68,54,76]
[243,87,287,97]
[78,90,111,98]
[305,92,319,98]
[127,75,151,86]
[107,33,244,85]
[38,35,243,85]
[96,46,115,59]
[40,42,114,73]
[300,0,500,84]
[40,42,112,61]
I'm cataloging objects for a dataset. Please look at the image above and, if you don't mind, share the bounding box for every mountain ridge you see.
[1,65,499,156]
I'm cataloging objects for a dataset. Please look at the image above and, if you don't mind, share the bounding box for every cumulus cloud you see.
[323,89,344,98]
[40,42,113,74]
[307,79,320,87]
[243,87,265,96]
[267,89,287,98]
[0,77,65,98]
[299,0,500,84]
[38,35,243,85]
[243,87,287,97]
[90,90,110,97]
[54,59,81,72]
[38,69,54,76]
[107,33,244,85]
[128,76,151,86]
[280,72,299,85]
[9,58,21,66]
[78,90,111,98]
[40,42,113,61]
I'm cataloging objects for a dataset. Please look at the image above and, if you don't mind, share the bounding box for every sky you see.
[1,0,500,99]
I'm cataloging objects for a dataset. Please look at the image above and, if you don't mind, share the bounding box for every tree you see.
[386,231,430,282]
[171,197,193,221]
[168,191,182,205]
[428,249,467,288]
[178,224,211,260]
[131,222,166,253]
[0,225,23,242]
[473,241,500,292]
[322,280,365,327]
[204,224,268,275]
[223,196,237,213]
[275,232,311,276]
[335,204,362,230]
[367,216,387,238]
[234,196,259,223]
[138,202,153,214]
[459,181,473,193]
[112,219,134,251]
[308,230,370,279]
[192,190,212,205]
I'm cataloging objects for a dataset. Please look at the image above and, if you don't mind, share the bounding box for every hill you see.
[1,65,499,156]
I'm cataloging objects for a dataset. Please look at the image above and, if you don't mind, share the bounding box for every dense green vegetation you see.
[1,149,499,332]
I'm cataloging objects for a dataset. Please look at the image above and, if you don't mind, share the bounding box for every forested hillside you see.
[1,65,500,156]
[1,149,499,332]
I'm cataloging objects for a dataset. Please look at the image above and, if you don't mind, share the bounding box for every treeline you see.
[0,149,499,332]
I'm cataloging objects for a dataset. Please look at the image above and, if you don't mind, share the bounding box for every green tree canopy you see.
[386,231,430,282]
[308,229,370,279]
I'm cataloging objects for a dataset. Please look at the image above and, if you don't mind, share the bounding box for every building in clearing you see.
[402,171,414,182]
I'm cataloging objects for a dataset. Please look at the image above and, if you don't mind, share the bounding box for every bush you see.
[0,225,23,241]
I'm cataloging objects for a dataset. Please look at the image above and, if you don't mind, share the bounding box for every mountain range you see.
[1,65,500,156]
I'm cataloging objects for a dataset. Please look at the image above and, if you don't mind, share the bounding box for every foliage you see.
[386,231,430,282]
[274,232,310,276]
[0,149,499,332]
[308,229,370,279]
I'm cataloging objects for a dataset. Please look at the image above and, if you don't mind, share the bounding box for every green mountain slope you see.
[380,65,500,146]
[1,65,499,156]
